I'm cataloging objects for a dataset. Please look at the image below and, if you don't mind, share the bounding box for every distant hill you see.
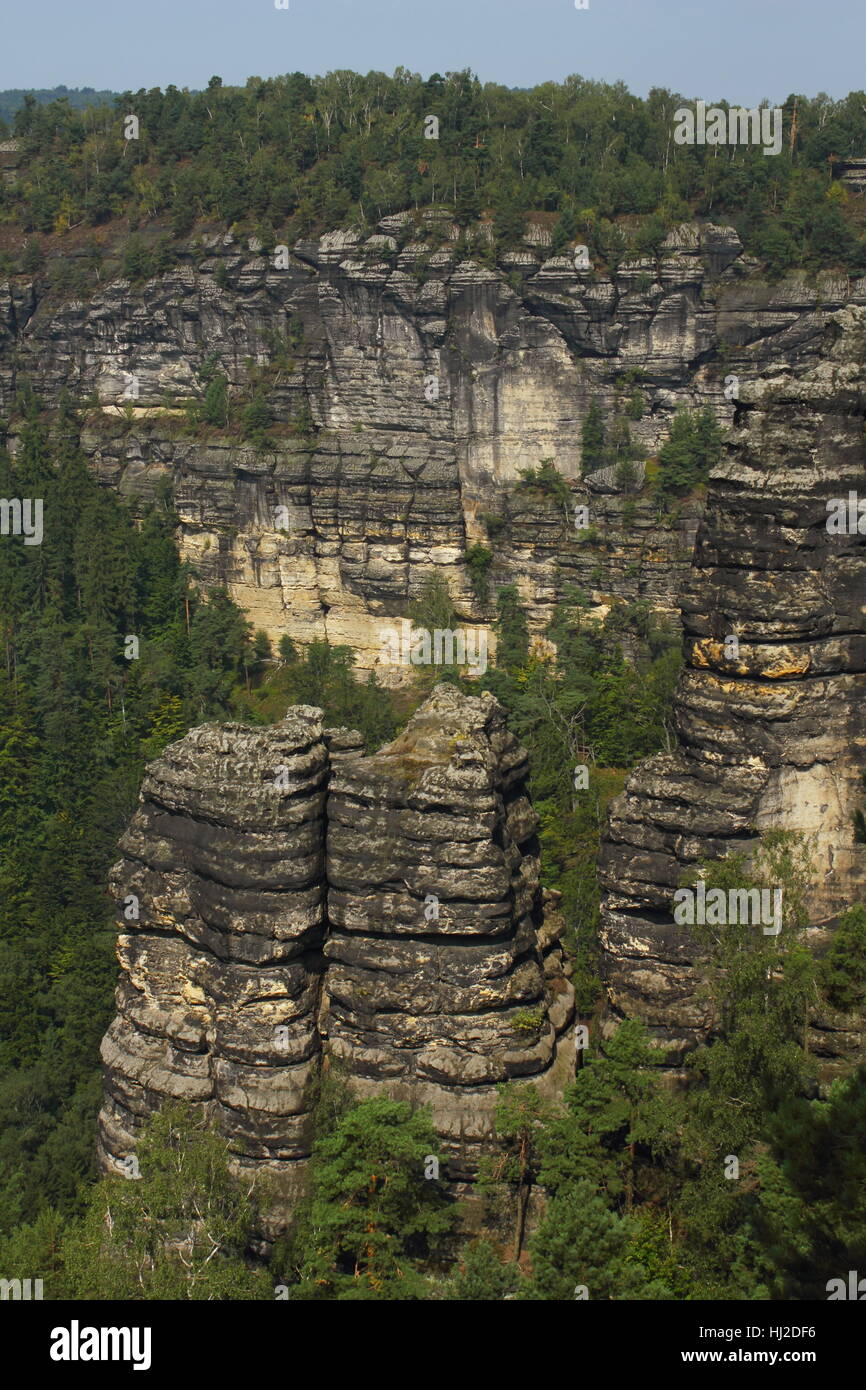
[0,85,117,128]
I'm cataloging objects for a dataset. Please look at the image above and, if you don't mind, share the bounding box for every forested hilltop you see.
[2,71,866,275]
[0,87,117,129]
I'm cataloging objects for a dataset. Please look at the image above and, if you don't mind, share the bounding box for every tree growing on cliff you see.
[200,374,230,428]
[580,401,606,476]
[819,904,866,1014]
[241,392,274,447]
[266,637,395,750]
[749,1066,866,1299]
[552,203,578,255]
[465,542,494,604]
[538,1020,681,1216]
[673,832,820,1294]
[446,1237,520,1300]
[653,406,723,507]
[492,584,530,674]
[485,1084,555,1259]
[516,458,571,526]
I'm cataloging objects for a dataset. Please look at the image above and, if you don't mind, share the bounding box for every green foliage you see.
[673,832,820,1294]
[480,511,507,540]
[615,459,640,492]
[820,905,866,1013]
[492,584,530,673]
[653,406,724,506]
[525,1183,673,1300]
[625,388,645,420]
[581,400,606,475]
[516,458,571,524]
[241,392,274,446]
[538,1021,679,1211]
[465,541,493,603]
[121,235,154,281]
[0,1207,71,1300]
[21,239,45,274]
[253,637,396,751]
[685,834,818,1133]
[0,417,270,1234]
[292,1097,454,1299]
[481,585,681,1008]
[447,1238,519,1300]
[4,77,866,276]
[551,203,577,254]
[749,1067,866,1299]
[199,374,230,428]
[404,572,463,689]
[485,1084,555,1257]
[61,1103,269,1299]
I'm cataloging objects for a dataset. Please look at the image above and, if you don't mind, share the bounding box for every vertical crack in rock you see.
[599,306,866,1072]
[97,687,574,1206]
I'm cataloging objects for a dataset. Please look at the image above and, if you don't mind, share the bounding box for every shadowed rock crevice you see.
[97,687,574,1207]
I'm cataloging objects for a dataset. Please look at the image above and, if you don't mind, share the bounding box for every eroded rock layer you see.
[599,306,866,1070]
[97,688,573,1197]
[6,220,864,675]
[97,709,328,1201]
[324,686,574,1173]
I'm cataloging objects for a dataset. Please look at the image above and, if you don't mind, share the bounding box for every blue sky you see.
[2,0,864,104]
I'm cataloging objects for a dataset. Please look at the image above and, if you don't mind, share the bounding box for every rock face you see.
[599,306,866,1073]
[324,686,574,1174]
[98,710,329,1204]
[97,688,573,1202]
[15,218,866,1155]
[5,220,865,676]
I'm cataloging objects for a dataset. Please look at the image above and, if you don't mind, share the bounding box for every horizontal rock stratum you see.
[7,218,858,679]
[97,687,575,1210]
[599,305,866,1074]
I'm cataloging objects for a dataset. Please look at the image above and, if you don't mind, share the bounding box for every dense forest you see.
[2,72,866,276]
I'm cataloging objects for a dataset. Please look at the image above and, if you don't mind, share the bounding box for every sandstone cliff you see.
[97,687,573,1205]
[324,685,573,1175]
[599,305,866,1076]
[4,219,863,675]
[97,710,329,1200]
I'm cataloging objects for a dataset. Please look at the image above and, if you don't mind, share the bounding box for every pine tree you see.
[526,1183,673,1300]
[581,401,606,475]
[751,1068,866,1300]
[493,585,529,672]
[294,1097,453,1299]
[448,1239,520,1300]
